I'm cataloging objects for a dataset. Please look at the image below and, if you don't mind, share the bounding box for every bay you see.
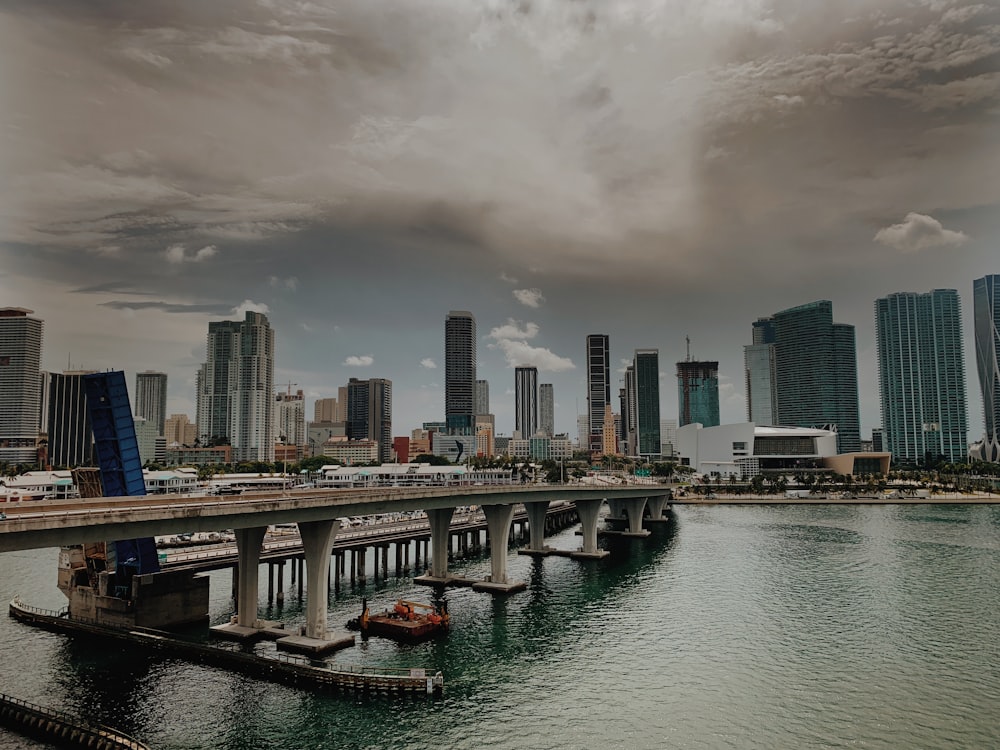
[1,503,998,749]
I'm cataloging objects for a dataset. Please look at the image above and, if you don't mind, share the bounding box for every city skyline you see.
[1,1,998,441]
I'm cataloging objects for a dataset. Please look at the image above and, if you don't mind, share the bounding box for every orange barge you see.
[348,599,449,643]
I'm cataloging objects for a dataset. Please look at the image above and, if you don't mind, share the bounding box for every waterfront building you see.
[765,300,861,453]
[875,289,967,465]
[676,422,890,478]
[196,311,275,461]
[539,383,554,437]
[164,444,232,466]
[46,370,96,468]
[321,438,379,464]
[346,377,392,464]
[313,397,338,423]
[509,435,573,461]
[635,349,661,459]
[744,318,778,425]
[164,414,197,447]
[677,360,720,429]
[135,371,168,437]
[0,307,43,466]
[445,311,477,433]
[476,422,495,458]
[973,275,1000,462]
[586,334,611,454]
[515,366,539,439]
[274,389,307,456]
[431,433,477,464]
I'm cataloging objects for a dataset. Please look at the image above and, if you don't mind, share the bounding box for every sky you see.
[1,0,998,443]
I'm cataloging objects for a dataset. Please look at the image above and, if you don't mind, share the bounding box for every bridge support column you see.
[473,504,526,594]
[517,500,552,557]
[414,507,457,587]
[571,499,609,559]
[620,497,651,537]
[234,526,267,627]
[297,519,341,641]
[645,494,671,523]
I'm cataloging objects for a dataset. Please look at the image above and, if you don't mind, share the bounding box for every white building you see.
[317,463,512,488]
[676,422,891,478]
[677,422,838,478]
[275,390,307,452]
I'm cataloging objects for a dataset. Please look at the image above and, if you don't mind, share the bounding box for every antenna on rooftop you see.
[685,336,691,362]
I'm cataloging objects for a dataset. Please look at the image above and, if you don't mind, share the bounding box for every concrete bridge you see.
[0,484,670,651]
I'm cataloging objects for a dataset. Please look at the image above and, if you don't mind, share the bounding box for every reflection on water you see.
[2,506,999,749]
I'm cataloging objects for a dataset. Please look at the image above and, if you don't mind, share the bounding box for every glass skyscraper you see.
[744,318,777,425]
[445,311,477,433]
[514,366,538,438]
[539,383,554,437]
[0,307,43,465]
[677,360,720,428]
[769,300,861,453]
[635,349,661,458]
[875,290,967,465]
[135,371,168,437]
[973,275,1000,462]
[586,334,610,453]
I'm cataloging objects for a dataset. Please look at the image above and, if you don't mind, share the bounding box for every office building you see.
[586,334,611,453]
[196,311,274,461]
[677,360,720,428]
[514,366,538,438]
[46,371,96,467]
[875,289,967,465]
[135,371,168,437]
[0,308,43,465]
[602,403,618,456]
[765,300,861,453]
[346,377,393,463]
[539,383,554,437]
[445,311,477,433]
[635,349,661,458]
[744,318,778,425]
[973,275,1000,462]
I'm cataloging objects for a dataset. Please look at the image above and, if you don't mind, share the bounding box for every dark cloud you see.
[99,300,233,314]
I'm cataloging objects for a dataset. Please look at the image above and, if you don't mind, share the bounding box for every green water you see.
[2,504,999,749]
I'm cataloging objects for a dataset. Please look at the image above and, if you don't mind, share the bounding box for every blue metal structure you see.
[83,371,160,576]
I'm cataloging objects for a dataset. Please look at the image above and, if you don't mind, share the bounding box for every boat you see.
[347,598,449,643]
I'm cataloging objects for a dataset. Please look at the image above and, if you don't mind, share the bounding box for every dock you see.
[9,598,444,697]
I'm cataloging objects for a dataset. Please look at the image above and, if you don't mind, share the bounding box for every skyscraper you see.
[973,275,1000,462]
[539,383,554,437]
[769,300,861,453]
[635,349,661,458]
[197,311,274,461]
[135,371,168,437]
[677,360,720,428]
[0,308,43,466]
[196,319,240,445]
[586,334,611,454]
[475,379,490,416]
[744,318,778,425]
[514,366,538,438]
[875,289,967,465]
[346,377,393,463]
[445,311,477,433]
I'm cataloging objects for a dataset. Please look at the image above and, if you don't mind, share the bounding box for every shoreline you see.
[671,493,999,505]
